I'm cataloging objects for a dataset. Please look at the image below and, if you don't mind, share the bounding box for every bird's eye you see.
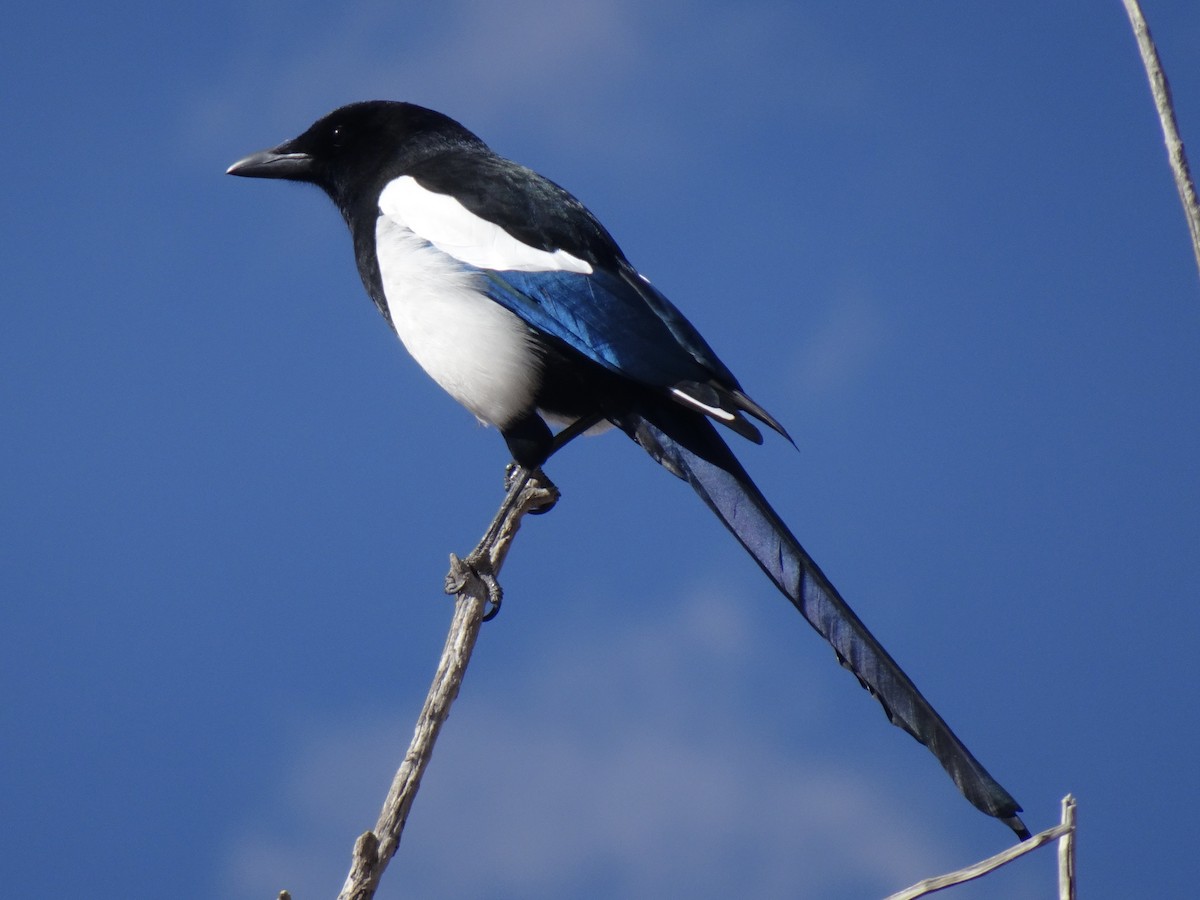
[330,124,347,149]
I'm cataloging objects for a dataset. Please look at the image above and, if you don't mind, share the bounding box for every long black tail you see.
[617,400,1029,840]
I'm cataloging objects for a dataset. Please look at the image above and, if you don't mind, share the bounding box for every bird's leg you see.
[447,464,563,621]
[511,463,557,515]
[446,468,531,620]
[449,414,604,620]
[550,412,605,455]
[519,412,604,514]
[445,550,505,622]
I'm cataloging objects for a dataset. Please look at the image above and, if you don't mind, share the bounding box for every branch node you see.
[443,553,473,596]
[336,463,558,900]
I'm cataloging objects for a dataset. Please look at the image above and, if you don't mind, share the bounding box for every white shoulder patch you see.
[378,175,593,275]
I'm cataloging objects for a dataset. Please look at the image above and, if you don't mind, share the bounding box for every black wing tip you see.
[666,383,793,447]
[730,389,793,444]
[1005,814,1032,841]
[729,414,765,444]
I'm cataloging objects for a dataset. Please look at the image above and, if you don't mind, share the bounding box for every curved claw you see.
[481,593,502,621]
[470,552,504,620]
[445,552,504,621]
[527,493,558,515]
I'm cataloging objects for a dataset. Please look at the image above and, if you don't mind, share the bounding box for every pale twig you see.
[1058,795,1077,900]
[883,794,1077,900]
[1122,0,1200,279]
[322,468,558,900]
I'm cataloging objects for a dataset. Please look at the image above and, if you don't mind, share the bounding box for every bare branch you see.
[883,794,1076,900]
[1122,0,1200,279]
[325,467,558,900]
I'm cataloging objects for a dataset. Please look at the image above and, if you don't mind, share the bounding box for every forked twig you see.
[884,795,1077,900]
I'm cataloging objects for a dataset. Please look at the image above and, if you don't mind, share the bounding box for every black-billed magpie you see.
[228,101,1029,840]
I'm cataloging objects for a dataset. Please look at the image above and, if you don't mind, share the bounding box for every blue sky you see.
[3,2,1199,898]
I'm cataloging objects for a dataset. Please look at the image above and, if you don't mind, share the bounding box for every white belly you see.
[374,215,542,429]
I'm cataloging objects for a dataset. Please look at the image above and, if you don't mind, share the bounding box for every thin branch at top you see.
[1122,0,1200,280]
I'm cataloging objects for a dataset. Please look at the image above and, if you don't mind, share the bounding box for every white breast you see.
[374,215,542,429]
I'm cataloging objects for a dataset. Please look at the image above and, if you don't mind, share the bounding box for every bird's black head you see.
[227,101,484,215]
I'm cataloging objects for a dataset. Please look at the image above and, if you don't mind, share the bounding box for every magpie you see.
[228,100,1029,840]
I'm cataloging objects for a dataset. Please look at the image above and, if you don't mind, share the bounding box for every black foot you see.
[445,552,503,621]
[505,463,560,515]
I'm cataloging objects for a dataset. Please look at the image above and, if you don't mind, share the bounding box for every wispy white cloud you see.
[183,0,867,171]
[182,0,646,160]
[216,592,945,900]
[789,282,888,400]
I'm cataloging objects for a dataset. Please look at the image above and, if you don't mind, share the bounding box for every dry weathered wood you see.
[883,794,1076,900]
[1122,0,1200,279]
[1058,795,1077,900]
[329,467,558,900]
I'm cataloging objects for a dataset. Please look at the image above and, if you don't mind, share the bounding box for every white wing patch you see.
[669,387,737,422]
[378,175,593,274]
